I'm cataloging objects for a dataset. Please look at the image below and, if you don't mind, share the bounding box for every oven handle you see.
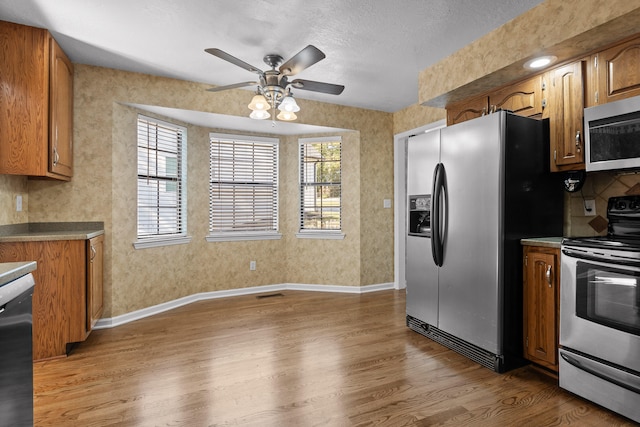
[560,350,640,395]
[562,248,640,268]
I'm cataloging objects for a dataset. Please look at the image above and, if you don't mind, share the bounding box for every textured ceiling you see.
[0,0,544,114]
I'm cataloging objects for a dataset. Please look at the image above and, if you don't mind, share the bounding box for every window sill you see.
[206,232,282,242]
[296,231,345,240]
[133,235,192,250]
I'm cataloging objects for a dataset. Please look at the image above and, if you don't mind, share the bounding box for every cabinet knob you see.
[546,265,553,287]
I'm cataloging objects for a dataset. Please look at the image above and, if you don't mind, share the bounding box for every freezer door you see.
[406,235,438,325]
[407,130,440,196]
[438,113,503,354]
[406,130,441,325]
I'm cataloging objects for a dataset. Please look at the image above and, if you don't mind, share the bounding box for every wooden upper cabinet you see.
[446,76,543,126]
[548,60,586,171]
[49,36,74,178]
[593,35,640,105]
[446,95,488,126]
[0,20,73,180]
[489,75,543,118]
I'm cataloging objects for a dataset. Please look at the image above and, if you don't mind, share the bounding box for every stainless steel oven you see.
[560,196,640,423]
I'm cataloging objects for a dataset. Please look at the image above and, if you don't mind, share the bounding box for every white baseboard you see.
[94,282,395,329]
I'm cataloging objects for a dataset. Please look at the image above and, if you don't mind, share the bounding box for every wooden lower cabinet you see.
[0,238,103,360]
[87,235,104,331]
[523,245,560,372]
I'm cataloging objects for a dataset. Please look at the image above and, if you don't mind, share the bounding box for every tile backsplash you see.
[567,170,640,237]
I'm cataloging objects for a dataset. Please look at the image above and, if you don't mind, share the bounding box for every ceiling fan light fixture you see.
[248,94,270,111]
[278,95,300,112]
[249,109,270,120]
[277,111,297,121]
[206,45,344,123]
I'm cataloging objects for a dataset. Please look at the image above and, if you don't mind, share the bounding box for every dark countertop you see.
[0,222,104,242]
[0,261,37,286]
[520,237,563,248]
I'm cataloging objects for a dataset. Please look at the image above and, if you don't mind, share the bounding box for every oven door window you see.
[576,261,640,336]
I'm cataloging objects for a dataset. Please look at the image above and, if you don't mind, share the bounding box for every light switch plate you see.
[584,199,596,216]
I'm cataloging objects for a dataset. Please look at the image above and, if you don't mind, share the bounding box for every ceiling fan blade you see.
[206,81,258,92]
[291,79,345,95]
[205,48,263,75]
[279,45,326,76]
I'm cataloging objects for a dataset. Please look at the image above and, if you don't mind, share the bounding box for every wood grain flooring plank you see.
[33,290,636,426]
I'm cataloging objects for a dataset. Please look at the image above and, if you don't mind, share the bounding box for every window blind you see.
[299,138,342,231]
[137,116,186,239]
[209,135,278,233]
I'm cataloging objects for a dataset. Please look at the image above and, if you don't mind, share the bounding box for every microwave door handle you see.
[561,351,640,395]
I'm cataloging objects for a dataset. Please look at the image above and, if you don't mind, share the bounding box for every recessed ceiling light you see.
[524,55,558,70]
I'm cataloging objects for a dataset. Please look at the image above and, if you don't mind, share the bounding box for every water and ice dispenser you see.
[408,195,431,236]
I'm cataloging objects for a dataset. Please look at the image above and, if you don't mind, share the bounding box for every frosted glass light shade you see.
[248,94,270,111]
[250,110,270,120]
[277,111,297,121]
[278,96,300,112]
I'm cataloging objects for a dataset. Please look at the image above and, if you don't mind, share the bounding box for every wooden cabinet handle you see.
[546,265,553,287]
[90,245,96,261]
[575,131,581,152]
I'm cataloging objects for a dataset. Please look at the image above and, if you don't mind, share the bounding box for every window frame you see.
[134,115,191,250]
[297,136,345,240]
[207,133,281,243]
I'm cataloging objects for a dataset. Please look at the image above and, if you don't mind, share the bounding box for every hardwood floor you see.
[33,290,635,426]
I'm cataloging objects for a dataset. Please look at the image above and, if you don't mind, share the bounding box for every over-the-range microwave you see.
[585,94,640,172]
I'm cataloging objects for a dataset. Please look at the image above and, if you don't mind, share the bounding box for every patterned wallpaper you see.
[0,174,28,225]
[1,2,638,318]
[24,65,394,317]
[418,0,640,108]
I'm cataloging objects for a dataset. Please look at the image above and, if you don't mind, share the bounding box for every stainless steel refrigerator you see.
[406,111,563,372]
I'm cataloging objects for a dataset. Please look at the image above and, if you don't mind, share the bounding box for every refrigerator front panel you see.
[406,130,440,324]
[437,113,504,354]
[406,235,438,324]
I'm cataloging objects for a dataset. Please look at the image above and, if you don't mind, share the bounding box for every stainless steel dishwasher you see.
[0,270,36,426]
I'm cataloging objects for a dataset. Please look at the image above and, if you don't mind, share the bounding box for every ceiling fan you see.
[204,45,345,121]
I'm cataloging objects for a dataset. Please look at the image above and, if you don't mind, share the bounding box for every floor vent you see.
[407,315,504,372]
[256,293,284,299]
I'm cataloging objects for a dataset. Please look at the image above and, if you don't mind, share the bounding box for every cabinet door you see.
[87,235,104,331]
[446,95,488,126]
[0,240,84,360]
[549,61,585,172]
[0,22,48,176]
[523,247,558,369]
[595,36,640,105]
[490,75,543,117]
[49,36,73,178]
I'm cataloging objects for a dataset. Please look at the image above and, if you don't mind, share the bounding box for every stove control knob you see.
[631,201,640,210]
[615,200,627,210]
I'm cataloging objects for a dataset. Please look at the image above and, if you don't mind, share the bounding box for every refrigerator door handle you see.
[431,163,445,266]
